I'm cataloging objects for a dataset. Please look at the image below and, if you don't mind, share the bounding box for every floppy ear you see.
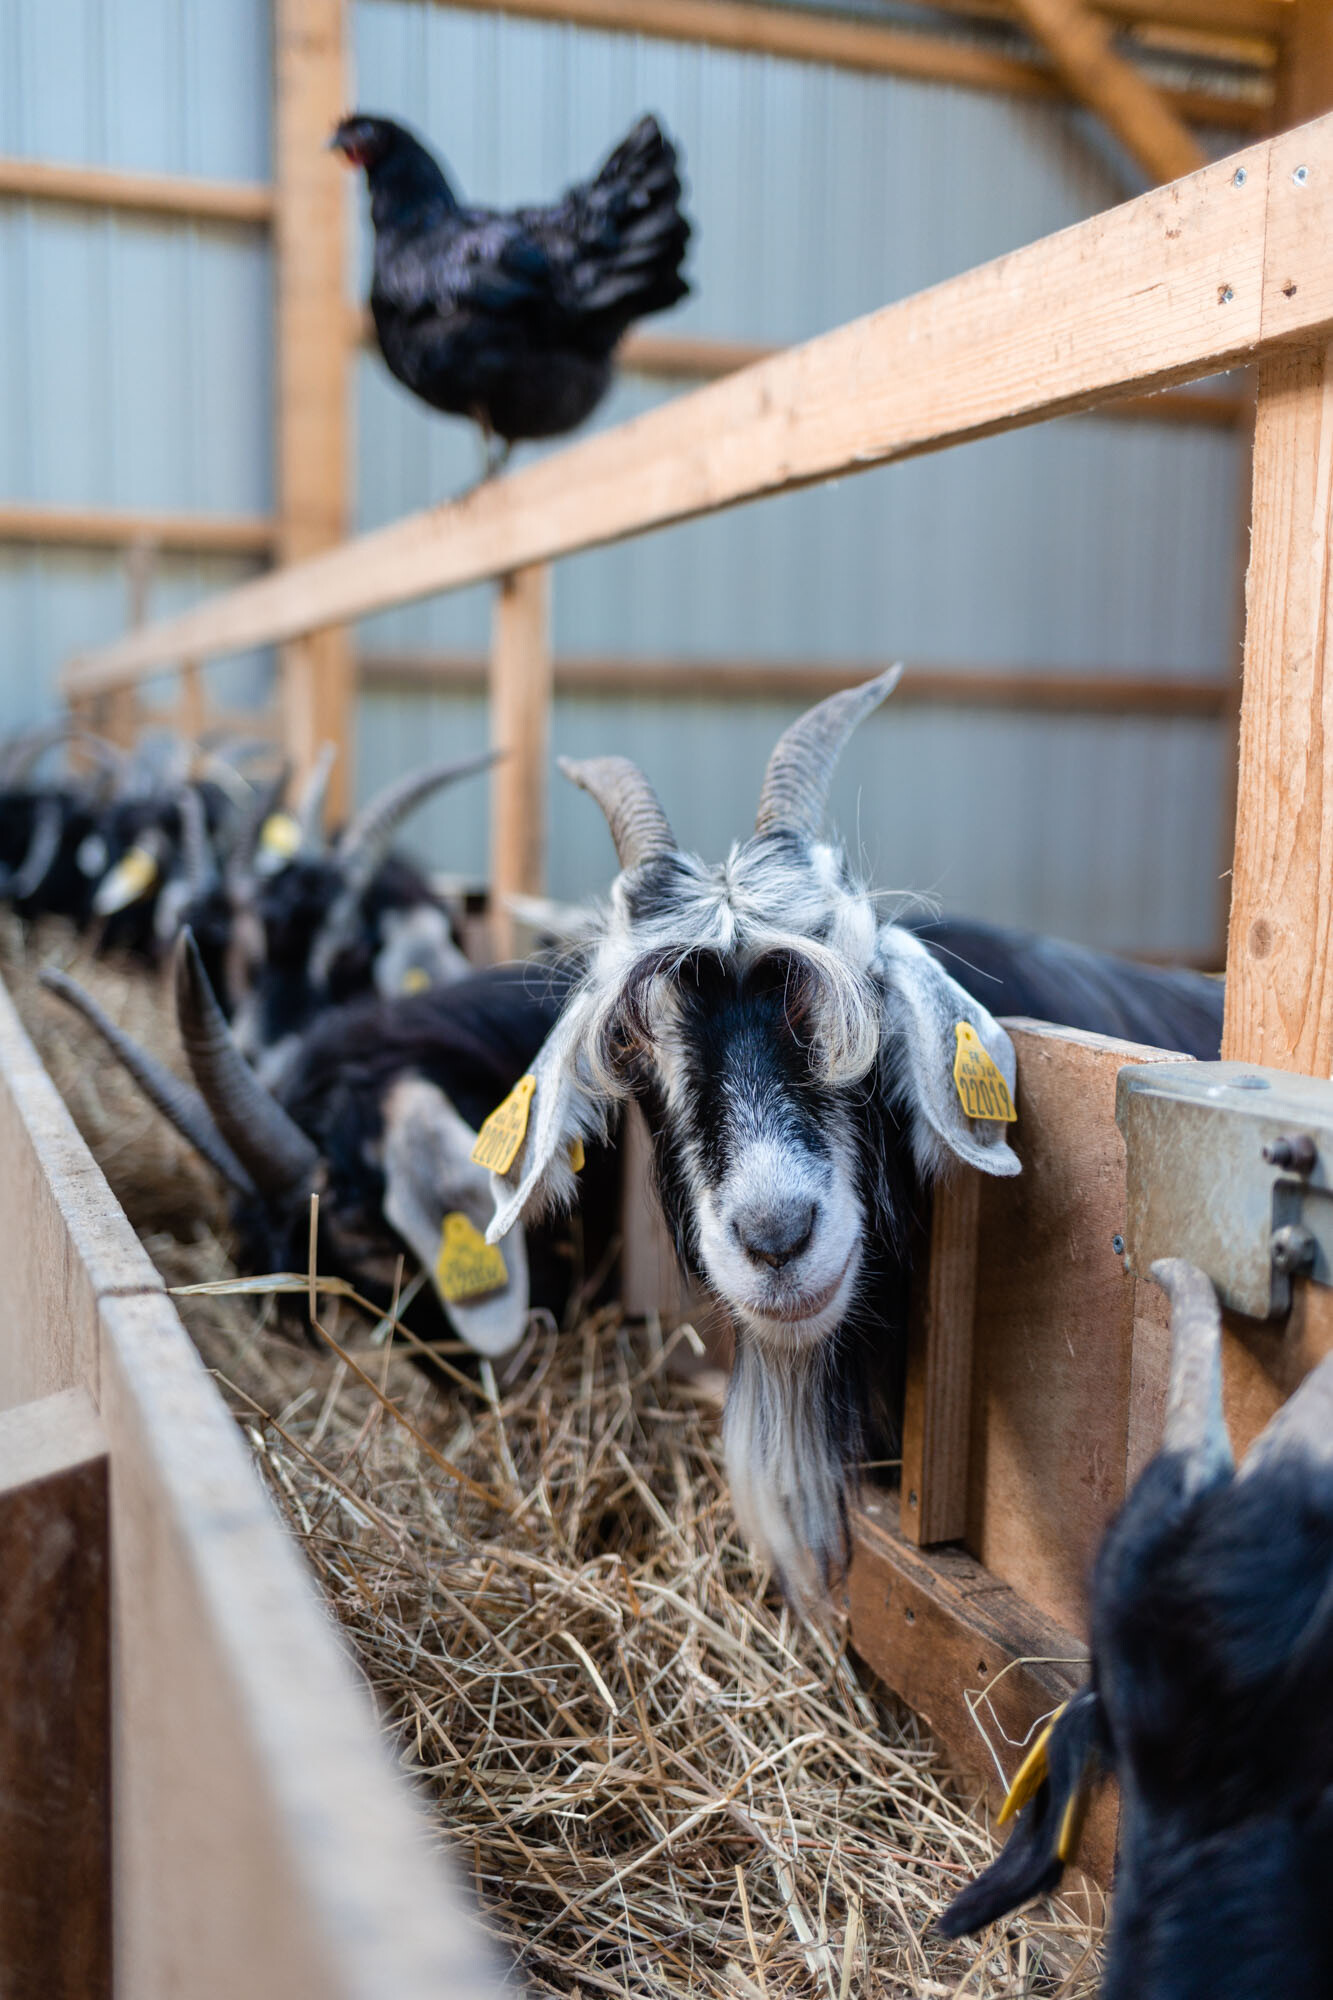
[874,925,1021,1180]
[380,1077,529,1356]
[937,1685,1107,1938]
[484,996,607,1244]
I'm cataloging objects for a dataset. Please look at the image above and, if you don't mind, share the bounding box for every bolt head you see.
[1233,167,1247,187]
[1294,165,1309,185]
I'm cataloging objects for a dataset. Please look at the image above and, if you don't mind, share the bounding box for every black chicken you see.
[331,110,691,472]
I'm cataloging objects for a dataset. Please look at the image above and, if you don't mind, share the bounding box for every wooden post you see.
[899,1176,980,1544]
[489,565,552,960]
[1222,340,1333,1073]
[1277,0,1333,131]
[1009,0,1206,185]
[0,1388,110,2000]
[274,0,352,825]
[177,659,206,746]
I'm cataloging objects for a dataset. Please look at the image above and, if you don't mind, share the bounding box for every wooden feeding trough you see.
[6,106,1333,1991]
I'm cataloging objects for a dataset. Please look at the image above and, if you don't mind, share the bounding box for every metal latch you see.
[1116,1060,1333,1320]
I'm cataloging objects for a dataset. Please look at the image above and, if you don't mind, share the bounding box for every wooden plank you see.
[1276,0,1333,126]
[965,1021,1190,1637]
[1011,0,1208,184]
[1221,338,1333,1073]
[848,1490,1116,1883]
[901,1175,981,1545]
[70,112,1322,698]
[274,0,353,822]
[489,565,552,960]
[0,155,273,225]
[0,1388,110,2000]
[0,501,276,556]
[400,0,1269,125]
[857,0,1288,48]
[0,977,164,1413]
[362,651,1236,716]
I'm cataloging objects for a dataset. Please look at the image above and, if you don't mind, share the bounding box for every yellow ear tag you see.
[103,844,160,907]
[997,1703,1066,1826]
[260,811,301,860]
[470,1074,536,1174]
[1056,1778,1092,1866]
[401,966,431,995]
[568,1136,585,1173]
[434,1212,510,1304]
[953,1022,1017,1124]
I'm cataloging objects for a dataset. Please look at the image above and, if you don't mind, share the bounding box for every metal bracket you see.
[1116,1060,1333,1320]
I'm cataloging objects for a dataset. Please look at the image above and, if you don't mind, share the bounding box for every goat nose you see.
[733,1198,817,1270]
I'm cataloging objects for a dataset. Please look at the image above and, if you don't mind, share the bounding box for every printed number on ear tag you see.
[470,1074,536,1174]
[997,1702,1065,1825]
[260,811,301,861]
[435,1213,509,1304]
[953,1022,1017,1124]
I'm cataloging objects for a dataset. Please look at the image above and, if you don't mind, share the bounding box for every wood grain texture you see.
[1222,339,1333,1072]
[0,1389,110,2000]
[848,1490,1116,1883]
[901,1173,981,1545]
[1011,0,1207,184]
[965,1021,1189,1635]
[69,114,1311,695]
[274,0,353,822]
[489,565,552,960]
[0,154,272,223]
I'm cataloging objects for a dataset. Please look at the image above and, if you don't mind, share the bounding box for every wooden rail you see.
[0,156,273,225]
[0,502,277,557]
[361,651,1234,716]
[66,116,1329,698]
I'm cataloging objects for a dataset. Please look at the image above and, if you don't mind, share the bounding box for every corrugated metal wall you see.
[0,0,1242,959]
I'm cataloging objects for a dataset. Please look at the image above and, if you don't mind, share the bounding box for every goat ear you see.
[937,1686,1106,1938]
[485,999,603,1243]
[380,1077,529,1356]
[874,926,1021,1179]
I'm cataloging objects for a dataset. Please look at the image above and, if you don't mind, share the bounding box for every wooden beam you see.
[1010,0,1208,184]
[393,0,1268,128]
[888,0,1287,48]
[274,0,353,823]
[0,1387,110,2000]
[361,652,1235,717]
[1276,0,1333,127]
[489,565,552,960]
[900,1176,981,1545]
[1222,337,1333,1072]
[0,156,272,225]
[72,112,1330,699]
[0,501,276,557]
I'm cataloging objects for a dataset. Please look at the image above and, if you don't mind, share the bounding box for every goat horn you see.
[9,797,65,902]
[174,929,320,1199]
[1239,1350,1333,1481]
[295,742,338,852]
[39,967,257,1197]
[1150,1258,1234,1495]
[754,666,902,840]
[558,755,676,870]
[177,785,214,899]
[334,748,502,901]
[226,762,291,888]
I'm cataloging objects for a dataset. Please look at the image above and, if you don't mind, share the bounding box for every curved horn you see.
[225,761,291,889]
[1150,1258,1233,1495]
[754,666,902,840]
[1240,1351,1333,1480]
[9,797,65,902]
[557,754,676,870]
[176,786,214,900]
[39,967,257,1197]
[334,748,502,901]
[295,742,338,853]
[174,929,320,1199]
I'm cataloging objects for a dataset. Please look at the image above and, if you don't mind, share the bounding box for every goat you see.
[479,669,1225,1606]
[940,1258,1333,2000]
[42,933,612,1356]
[0,722,127,922]
[225,750,499,1081]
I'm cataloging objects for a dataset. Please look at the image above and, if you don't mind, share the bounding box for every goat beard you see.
[722,1327,863,1616]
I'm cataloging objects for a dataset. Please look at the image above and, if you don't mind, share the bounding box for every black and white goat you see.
[43,934,609,1356]
[482,670,1225,1605]
[227,750,498,1081]
[941,1258,1333,2000]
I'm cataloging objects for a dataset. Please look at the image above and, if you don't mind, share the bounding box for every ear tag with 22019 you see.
[952,1022,1017,1124]
[470,1073,537,1174]
[435,1212,509,1303]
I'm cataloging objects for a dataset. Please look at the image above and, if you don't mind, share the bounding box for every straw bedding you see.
[4,918,1105,1998]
